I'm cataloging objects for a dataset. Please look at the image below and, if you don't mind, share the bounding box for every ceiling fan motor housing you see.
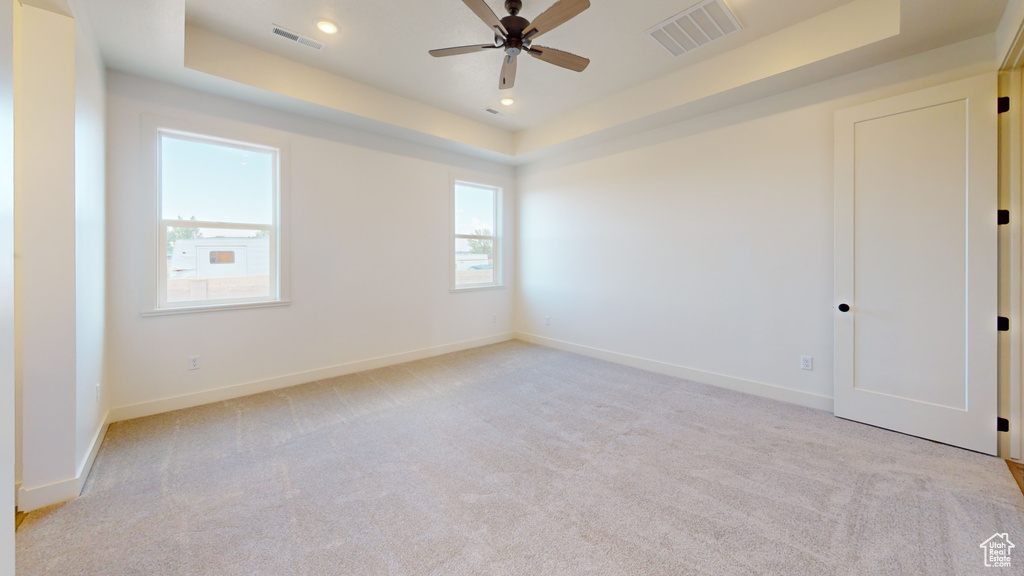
[500,15,530,56]
[504,0,523,16]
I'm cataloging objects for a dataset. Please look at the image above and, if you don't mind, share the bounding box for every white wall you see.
[14,3,78,509]
[105,72,515,417]
[73,3,106,478]
[515,37,998,410]
[12,1,108,512]
[999,0,1024,66]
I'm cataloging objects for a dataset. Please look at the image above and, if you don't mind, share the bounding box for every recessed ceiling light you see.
[500,98,514,106]
[315,19,338,34]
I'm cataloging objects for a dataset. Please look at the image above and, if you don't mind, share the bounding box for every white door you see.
[834,74,999,455]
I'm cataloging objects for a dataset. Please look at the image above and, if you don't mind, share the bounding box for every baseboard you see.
[16,410,111,513]
[109,332,516,423]
[77,410,110,494]
[17,477,78,513]
[515,332,834,412]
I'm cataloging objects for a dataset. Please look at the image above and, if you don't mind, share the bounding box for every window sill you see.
[141,299,291,317]
[450,284,505,293]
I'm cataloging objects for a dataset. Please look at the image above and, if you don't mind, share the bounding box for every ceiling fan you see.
[429,0,591,90]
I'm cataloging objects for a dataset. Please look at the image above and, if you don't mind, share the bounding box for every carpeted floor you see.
[16,341,1024,575]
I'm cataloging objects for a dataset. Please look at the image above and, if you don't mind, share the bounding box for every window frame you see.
[140,115,290,316]
[450,180,501,291]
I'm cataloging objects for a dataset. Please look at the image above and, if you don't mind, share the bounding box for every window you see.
[156,129,282,310]
[452,181,499,289]
[209,251,236,264]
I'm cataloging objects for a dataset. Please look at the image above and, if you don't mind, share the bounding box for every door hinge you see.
[999,210,1010,225]
[999,316,1010,331]
[998,417,1009,432]
[999,96,1010,114]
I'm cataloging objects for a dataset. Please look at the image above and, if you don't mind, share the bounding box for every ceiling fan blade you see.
[523,0,590,40]
[429,44,500,57]
[462,0,508,36]
[527,45,589,72]
[499,54,517,90]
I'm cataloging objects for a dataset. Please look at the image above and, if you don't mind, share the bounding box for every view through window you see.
[159,131,279,307]
[453,182,498,288]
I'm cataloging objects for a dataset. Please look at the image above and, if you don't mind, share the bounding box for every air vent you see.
[646,0,742,58]
[271,24,324,51]
[485,108,501,115]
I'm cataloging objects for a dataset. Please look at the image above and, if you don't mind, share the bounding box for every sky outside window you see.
[454,184,495,236]
[161,134,274,224]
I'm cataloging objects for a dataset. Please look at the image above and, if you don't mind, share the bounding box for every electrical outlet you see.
[545,316,551,326]
[493,313,497,323]
[188,355,201,371]
[95,382,100,402]
[800,356,813,371]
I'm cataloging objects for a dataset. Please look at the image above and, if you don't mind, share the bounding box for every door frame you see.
[0,1,14,573]
[999,60,1024,464]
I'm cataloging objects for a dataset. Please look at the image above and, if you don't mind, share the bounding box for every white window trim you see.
[450,179,501,292]
[140,115,291,315]
[155,130,280,310]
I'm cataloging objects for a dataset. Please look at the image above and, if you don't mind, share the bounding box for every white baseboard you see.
[17,410,111,512]
[17,477,78,513]
[109,332,516,423]
[515,332,835,412]
[77,410,110,494]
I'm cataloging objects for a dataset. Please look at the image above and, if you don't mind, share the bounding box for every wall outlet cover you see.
[800,356,813,371]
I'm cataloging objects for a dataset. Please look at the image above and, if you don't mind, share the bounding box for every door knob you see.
[838,303,850,312]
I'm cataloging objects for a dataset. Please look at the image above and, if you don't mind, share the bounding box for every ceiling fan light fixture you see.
[315,19,338,34]
[500,97,515,106]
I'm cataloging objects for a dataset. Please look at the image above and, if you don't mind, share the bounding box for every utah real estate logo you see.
[980,533,1014,568]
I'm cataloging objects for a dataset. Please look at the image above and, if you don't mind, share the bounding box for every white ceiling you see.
[79,0,1010,159]
[181,0,855,131]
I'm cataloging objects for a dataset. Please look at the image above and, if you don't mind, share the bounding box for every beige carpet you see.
[16,341,1024,575]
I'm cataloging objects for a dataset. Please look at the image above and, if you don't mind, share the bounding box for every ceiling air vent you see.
[646,0,742,58]
[485,108,501,115]
[271,24,324,51]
